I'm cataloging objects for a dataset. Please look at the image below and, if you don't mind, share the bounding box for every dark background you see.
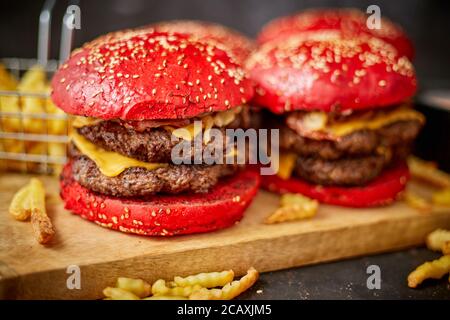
[1,0,450,90]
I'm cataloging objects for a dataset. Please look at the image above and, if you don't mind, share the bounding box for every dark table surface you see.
[238,247,450,300]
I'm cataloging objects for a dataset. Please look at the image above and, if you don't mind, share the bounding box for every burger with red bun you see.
[52,30,259,236]
[257,8,414,60]
[246,32,424,207]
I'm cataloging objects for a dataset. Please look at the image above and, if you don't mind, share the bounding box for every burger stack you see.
[246,9,425,207]
[51,27,260,236]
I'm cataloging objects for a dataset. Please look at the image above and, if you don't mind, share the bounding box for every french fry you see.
[143,295,187,300]
[402,190,432,213]
[407,255,450,288]
[103,287,140,300]
[189,267,259,300]
[28,178,55,244]
[48,142,66,175]
[443,242,450,256]
[407,156,450,188]
[45,86,67,135]
[426,229,450,252]
[152,279,202,297]
[432,188,450,207]
[173,270,234,288]
[116,277,151,298]
[265,193,318,224]
[0,64,18,89]
[9,182,32,221]
[18,65,46,134]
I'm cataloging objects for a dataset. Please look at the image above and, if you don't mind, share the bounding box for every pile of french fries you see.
[403,156,450,213]
[408,229,450,288]
[103,268,259,300]
[265,193,318,224]
[0,63,67,173]
[9,178,55,244]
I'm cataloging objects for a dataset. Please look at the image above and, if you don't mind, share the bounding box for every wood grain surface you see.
[0,173,449,299]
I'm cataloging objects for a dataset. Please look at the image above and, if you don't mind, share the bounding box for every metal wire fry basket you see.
[0,58,69,174]
[0,0,78,174]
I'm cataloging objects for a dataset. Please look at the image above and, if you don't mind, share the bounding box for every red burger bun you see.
[257,8,414,60]
[51,31,253,121]
[260,163,410,207]
[60,162,260,236]
[246,35,416,114]
[149,20,255,63]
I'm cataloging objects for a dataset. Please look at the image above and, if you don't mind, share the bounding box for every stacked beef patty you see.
[70,109,250,197]
[274,107,423,186]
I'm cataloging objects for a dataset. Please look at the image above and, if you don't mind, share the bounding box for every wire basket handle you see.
[37,0,80,66]
[37,0,56,66]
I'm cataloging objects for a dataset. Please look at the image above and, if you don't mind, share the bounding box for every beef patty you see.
[278,120,422,160]
[293,143,411,186]
[70,153,238,197]
[76,109,250,164]
[294,154,387,186]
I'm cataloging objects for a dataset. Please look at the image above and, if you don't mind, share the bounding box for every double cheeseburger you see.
[246,19,424,207]
[52,30,259,236]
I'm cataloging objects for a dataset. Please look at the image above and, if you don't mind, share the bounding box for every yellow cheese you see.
[165,107,242,141]
[165,122,201,141]
[72,116,102,128]
[328,107,425,137]
[70,132,167,177]
[276,152,297,179]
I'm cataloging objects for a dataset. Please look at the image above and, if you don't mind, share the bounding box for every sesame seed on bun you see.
[149,20,255,63]
[257,8,414,59]
[246,34,416,114]
[51,31,253,120]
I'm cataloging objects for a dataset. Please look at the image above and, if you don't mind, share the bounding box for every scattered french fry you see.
[152,279,202,297]
[28,178,55,244]
[102,267,259,300]
[189,267,259,300]
[174,270,234,288]
[116,277,151,298]
[432,188,450,207]
[402,190,432,213]
[443,242,450,256]
[407,156,450,188]
[265,193,318,224]
[143,295,188,300]
[9,182,32,221]
[426,229,450,252]
[103,287,140,300]
[407,255,450,288]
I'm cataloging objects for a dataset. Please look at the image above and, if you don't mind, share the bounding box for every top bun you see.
[246,34,416,114]
[257,8,414,59]
[149,20,255,63]
[51,31,253,120]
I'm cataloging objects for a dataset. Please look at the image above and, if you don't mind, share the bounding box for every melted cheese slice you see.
[72,116,102,128]
[72,107,242,142]
[276,152,297,179]
[328,107,425,137]
[71,132,167,177]
[166,108,240,141]
[298,106,425,140]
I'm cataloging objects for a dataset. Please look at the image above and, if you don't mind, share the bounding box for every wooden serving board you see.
[0,173,449,299]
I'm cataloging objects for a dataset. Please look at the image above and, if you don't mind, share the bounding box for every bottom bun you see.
[261,163,410,207]
[60,162,260,236]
